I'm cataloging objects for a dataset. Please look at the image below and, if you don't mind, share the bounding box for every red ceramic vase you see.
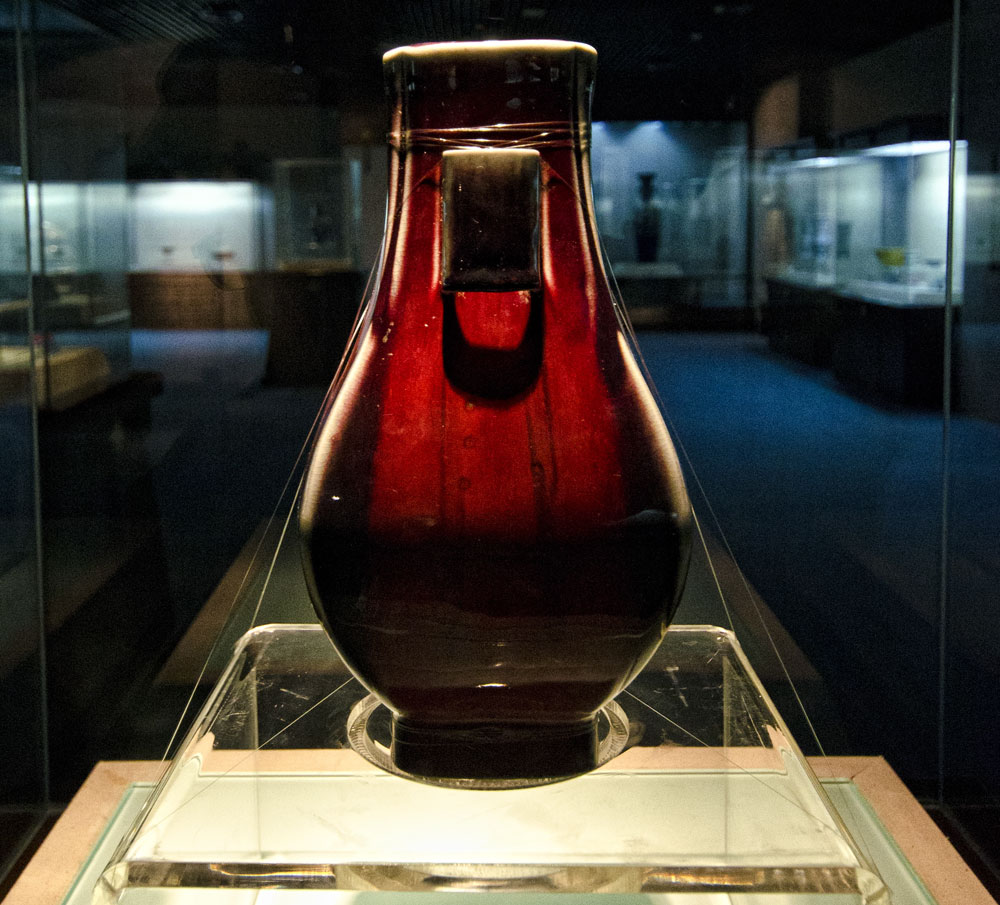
[300,40,691,784]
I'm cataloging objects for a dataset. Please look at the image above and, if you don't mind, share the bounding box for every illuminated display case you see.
[0,178,130,410]
[835,141,966,307]
[758,140,966,299]
[273,158,362,272]
[758,150,838,289]
[757,139,967,402]
[591,122,748,325]
[128,180,270,275]
[756,147,840,364]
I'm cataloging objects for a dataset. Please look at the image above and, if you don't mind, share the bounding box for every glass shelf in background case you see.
[94,624,888,904]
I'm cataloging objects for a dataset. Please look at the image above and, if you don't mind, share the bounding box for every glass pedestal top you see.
[93,625,890,903]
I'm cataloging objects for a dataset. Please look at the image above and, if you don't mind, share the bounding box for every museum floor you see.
[21,325,1000,899]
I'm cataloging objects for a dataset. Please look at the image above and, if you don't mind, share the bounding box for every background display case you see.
[0,179,130,409]
[759,152,838,288]
[756,150,840,363]
[591,122,748,327]
[128,180,269,275]
[273,158,360,272]
[757,140,967,404]
[835,141,965,307]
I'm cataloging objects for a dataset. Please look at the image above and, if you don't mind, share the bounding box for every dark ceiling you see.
[35,0,953,119]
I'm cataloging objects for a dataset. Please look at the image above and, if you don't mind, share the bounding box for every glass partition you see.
[0,0,47,886]
[944,0,1000,879]
[3,0,999,900]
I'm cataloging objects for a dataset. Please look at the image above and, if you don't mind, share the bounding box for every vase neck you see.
[377,40,610,345]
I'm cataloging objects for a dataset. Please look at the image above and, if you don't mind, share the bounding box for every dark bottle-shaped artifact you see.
[633,172,663,263]
[300,40,691,784]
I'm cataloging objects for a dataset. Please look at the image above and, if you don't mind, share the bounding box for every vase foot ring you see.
[347,694,629,790]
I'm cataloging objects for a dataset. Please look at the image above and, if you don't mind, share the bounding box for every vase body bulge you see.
[299,40,691,784]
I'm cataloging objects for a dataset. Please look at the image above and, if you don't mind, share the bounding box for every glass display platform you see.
[93,624,891,904]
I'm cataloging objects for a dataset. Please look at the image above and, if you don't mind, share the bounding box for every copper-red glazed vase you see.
[299,39,691,784]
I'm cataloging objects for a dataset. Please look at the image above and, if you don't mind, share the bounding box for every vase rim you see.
[383,39,597,64]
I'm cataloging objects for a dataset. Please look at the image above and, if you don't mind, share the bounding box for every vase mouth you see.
[383,39,597,65]
[384,38,597,138]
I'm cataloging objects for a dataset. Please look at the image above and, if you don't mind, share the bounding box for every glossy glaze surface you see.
[300,40,690,781]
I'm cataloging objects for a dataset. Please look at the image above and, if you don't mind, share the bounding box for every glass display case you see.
[0,178,130,410]
[4,1,1000,901]
[273,158,361,272]
[0,167,31,406]
[0,153,47,854]
[835,141,966,307]
[591,122,748,326]
[758,140,966,299]
[129,180,270,275]
[758,151,838,289]
[755,148,840,364]
[756,139,967,402]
